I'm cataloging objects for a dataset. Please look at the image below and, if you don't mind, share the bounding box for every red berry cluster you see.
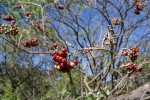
[9,20,19,35]
[133,0,145,14]
[0,15,19,35]
[126,63,142,72]
[23,39,38,48]
[122,46,139,61]
[3,15,14,21]
[9,27,19,35]
[0,24,8,34]
[51,43,77,73]
[58,5,64,10]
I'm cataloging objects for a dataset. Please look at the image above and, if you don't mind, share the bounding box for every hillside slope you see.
[109,82,150,100]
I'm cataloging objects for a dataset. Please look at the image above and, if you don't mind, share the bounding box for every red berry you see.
[62,58,67,64]
[11,20,15,25]
[56,55,60,60]
[58,51,65,57]
[136,67,142,72]
[3,15,13,21]
[53,43,58,48]
[52,55,57,60]
[134,8,140,14]
[60,63,64,68]
[67,62,70,67]
[54,61,59,65]
[127,66,133,70]
[73,59,78,65]
[58,56,63,62]
[136,4,144,11]
[58,5,64,10]
[62,53,67,58]
[24,12,30,17]
[122,51,128,55]
[61,48,67,53]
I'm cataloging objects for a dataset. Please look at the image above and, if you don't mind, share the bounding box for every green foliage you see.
[1,81,17,100]
[12,11,20,21]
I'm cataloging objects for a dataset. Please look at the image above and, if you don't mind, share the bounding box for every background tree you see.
[0,0,150,100]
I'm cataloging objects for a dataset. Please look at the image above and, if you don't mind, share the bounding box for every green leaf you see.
[12,11,19,21]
